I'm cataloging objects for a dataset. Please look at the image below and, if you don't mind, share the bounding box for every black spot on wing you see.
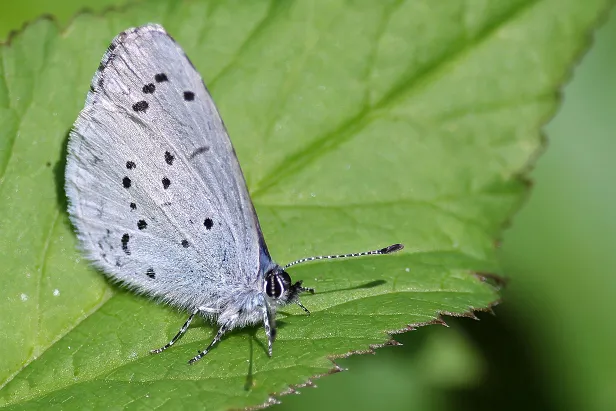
[164,151,175,165]
[121,234,130,255]
[162,177,170,189]
[132,101,149,112]
[189,146,210,159]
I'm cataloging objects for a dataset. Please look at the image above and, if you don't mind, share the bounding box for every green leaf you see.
[0,0,609,409]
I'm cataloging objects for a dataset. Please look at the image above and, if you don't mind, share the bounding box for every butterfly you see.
[65,24,403,364]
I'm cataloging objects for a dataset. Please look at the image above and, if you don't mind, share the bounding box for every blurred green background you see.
[2,2,614,410]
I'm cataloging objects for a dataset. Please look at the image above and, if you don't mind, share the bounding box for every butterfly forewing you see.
[66,24,265,310]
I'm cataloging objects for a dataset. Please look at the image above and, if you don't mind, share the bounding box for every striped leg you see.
[188,320,231,364]
[295,300,311,315]
[150,308,199,354]
[262,307,276,357]
[295,281,314,315]
[150,306,218,355]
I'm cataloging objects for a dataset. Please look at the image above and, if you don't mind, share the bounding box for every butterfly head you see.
[264,266,314,308]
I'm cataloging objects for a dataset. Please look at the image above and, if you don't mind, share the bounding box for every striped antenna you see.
[283,243,404,270]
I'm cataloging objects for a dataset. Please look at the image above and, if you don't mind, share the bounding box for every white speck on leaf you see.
[53,289,60,296]
[20,293,28,301]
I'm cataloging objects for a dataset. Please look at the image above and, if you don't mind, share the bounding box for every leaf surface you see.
[0,0,609,409]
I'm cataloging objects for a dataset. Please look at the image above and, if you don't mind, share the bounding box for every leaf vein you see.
[251,0,541,197]
[207,0,284,89]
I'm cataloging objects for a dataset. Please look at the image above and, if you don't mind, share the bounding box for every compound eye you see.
[266,271,292,299]
[266,275,282,298]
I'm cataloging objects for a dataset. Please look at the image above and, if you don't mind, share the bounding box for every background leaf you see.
[0,0,610,409]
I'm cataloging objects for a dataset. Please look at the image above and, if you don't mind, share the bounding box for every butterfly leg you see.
[150,308,199,354]
[150,306,218,355]
[295,300,311,315]
[262,306,277,357]
[188,320,231,364]
[295,283,315,315]
[300,285,315,294]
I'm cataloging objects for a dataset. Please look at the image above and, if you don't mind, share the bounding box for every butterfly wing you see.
[66,24,269,311]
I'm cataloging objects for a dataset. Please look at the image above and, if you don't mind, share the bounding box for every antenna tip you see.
[380,243,404,254]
